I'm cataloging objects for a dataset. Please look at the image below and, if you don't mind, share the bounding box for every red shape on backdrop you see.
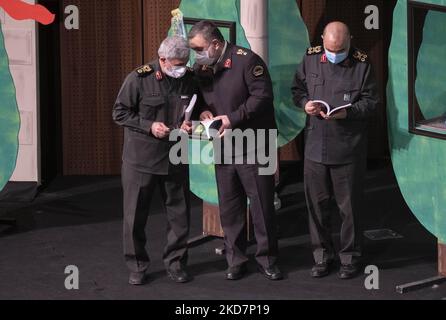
[0,0,55,25]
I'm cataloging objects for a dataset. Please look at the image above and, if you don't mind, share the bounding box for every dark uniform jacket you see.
[113,60,198,174]
[194,43,277,132]
[291,46,379,165]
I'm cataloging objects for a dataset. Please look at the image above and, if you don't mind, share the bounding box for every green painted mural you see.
[0,26,20,192]
[268,0,309,147]
[178,0,309,205]
[387,0,446,242]
[415,10,446,120]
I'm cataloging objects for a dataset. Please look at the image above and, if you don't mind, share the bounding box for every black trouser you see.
[121,163,190,273]
[304,158,365,265]
[215,163,278,269]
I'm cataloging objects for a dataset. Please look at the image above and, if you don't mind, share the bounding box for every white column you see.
[1,0,40,183]
[240,0,269,64]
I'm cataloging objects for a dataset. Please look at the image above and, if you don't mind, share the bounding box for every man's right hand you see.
[151,122,170,138]
[200,111,214,121]
[304,101,322,116]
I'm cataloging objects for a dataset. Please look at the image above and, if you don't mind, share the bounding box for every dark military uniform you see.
[291,46,379,265]
[113,60,197,273]
[194,43,279,269]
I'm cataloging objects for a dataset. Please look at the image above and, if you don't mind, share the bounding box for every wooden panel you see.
[202,202,252,240]
[203,202,224,237]
[60,0,142,175]
[142,0,181,62]
[280,140,300,161]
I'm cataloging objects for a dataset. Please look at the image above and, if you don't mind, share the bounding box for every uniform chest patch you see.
[344,93,351,102]
[253,65,264,77]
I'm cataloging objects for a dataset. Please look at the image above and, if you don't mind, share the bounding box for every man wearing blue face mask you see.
[291,22,379,280]
[113,36,200,285]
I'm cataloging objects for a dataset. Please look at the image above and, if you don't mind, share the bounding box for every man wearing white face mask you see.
[113,36,200,285]
[291,22,379,280]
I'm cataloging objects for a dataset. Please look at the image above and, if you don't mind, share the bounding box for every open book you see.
[313,100,352,116]
[191,119,223,140]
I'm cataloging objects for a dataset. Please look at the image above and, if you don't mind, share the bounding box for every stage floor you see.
[0,162,445,300]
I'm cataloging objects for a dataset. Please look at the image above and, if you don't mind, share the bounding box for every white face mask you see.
[165,65,187,79]
[194,46,217,66]
[324,45,350,64]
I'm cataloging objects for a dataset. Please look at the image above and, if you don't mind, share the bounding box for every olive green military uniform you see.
[291,46,379,265]
[113,60,197,273]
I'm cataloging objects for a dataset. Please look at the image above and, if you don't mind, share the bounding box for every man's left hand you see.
[180,120,192,134]
[321,108,347,120]
[213,115,231,138]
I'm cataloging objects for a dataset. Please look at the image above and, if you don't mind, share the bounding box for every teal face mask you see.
[324,47,349,64]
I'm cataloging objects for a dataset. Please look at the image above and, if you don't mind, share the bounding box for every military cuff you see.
[140,118,153,135]
[300,97,309,109]
[228,110,242,129]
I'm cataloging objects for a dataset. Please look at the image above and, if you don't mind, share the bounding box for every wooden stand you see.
[187,202,252,255]
[396,241,446,293]
[439,242,446,276]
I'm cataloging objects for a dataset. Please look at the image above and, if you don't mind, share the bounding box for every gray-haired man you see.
[113,36,197,285]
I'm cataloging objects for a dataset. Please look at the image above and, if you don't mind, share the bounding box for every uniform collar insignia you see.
[224,58,232,69]
[320,53,327,63]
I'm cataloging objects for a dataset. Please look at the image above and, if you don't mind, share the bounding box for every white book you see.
[313,100,352,116]
[192,119,223,140]
[184,94,197,121]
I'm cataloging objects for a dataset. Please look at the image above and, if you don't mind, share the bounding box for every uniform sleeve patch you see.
[253,65,264,77]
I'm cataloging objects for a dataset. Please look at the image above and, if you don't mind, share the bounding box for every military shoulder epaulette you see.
[307,46,322,55]
[352,49,368,62]
[135,64,153,76]
[236,48,248,56]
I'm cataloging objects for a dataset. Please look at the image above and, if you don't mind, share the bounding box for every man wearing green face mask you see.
[113,36,200,285]
[291,22,379,280]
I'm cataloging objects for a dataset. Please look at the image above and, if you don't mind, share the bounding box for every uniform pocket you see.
[140,96,165,120]
[309,77,325,99]
[332,80,361,104]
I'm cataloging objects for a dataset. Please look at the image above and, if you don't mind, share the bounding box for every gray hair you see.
[158,36,190,61]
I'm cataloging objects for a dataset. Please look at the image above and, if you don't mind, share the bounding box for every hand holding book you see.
[305,100,351,119]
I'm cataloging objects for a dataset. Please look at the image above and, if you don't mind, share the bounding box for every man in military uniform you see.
[291,22,379,279]
[113,36,197,285]
[188,21,282,281]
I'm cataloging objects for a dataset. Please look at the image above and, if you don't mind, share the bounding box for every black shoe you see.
[129,270,148,285]
[225,264,247,280]
[257,264,283,281]
[310,261,332,278]
[338,264,359,279]
[167,267,192,283]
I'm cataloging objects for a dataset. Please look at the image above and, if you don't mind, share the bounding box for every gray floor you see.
[0,164,445,300]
